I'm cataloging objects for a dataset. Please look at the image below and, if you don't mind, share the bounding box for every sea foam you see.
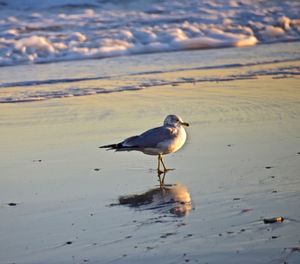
[0,0,299,66]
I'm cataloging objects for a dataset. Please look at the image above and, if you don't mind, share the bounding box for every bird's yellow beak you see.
[181,122,189,127]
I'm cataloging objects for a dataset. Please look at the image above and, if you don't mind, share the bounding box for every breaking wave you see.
[0,0,299,66]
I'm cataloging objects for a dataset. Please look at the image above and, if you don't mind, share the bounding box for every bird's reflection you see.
[118,172,192,217]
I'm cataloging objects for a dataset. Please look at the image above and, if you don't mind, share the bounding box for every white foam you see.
[0,0,299,66]
[262,26,285,38]
[67,32,87,42]
[14,36,56,55]
[278,16,291,30]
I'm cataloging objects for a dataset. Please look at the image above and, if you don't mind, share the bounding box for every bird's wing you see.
[122,126,176,149]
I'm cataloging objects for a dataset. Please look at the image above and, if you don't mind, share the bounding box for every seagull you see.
[99,114,189,173]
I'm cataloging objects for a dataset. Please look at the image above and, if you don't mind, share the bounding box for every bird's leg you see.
[157,155,163,174]
[157,154,167,174]
[159,155,174,172]
[160,155,167,171]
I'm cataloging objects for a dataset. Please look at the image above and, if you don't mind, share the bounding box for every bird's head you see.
[164,115,189,127]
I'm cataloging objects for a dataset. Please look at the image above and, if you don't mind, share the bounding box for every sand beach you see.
[0,1,300,263]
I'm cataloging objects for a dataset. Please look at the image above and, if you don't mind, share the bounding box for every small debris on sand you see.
[8,203,17,206]
[291,247,300,252]
[65,241,73,245]
[241,208,252,213]
[263,216,284,224]
[265,166,273,169]
[160,232,175,238]
[146,246,154,250]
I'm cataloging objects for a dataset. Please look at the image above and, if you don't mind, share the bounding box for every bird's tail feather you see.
[99,143,120,150]
[99,143,138,151]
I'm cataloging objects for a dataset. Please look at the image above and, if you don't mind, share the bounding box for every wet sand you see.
[0,45,300,263]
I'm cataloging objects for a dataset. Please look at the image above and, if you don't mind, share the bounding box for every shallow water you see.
[0,43,300,263]
[0,41,300,103]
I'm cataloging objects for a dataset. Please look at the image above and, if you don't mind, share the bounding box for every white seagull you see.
[100,114,189,173]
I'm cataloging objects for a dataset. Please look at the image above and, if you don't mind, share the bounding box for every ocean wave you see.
[0,0,299,66]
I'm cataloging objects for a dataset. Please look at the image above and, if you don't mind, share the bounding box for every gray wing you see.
[122,126,176,149]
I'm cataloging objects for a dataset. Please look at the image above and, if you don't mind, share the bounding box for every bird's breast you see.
[159,127,187,155]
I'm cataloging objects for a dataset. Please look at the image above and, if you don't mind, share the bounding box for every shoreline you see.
[0,41,300,104]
